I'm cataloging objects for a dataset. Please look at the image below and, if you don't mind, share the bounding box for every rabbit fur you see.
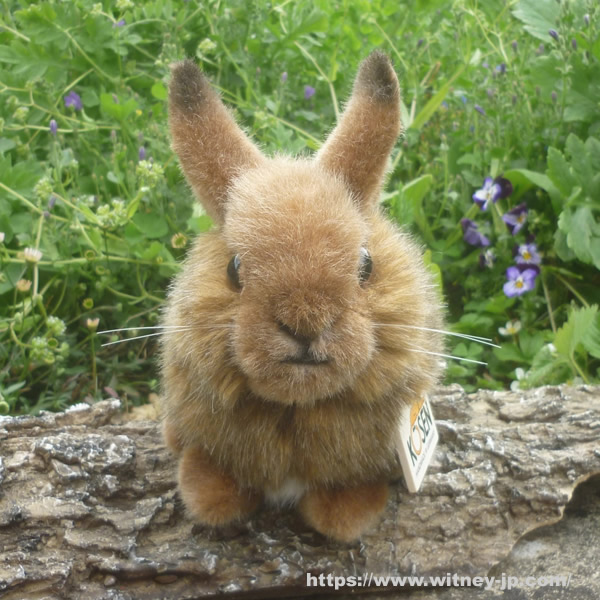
[161,51,444,542]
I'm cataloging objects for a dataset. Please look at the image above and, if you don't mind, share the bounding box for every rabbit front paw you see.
[178,446,260,526]
[299,481,389,542]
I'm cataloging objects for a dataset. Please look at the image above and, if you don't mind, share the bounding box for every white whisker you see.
[100,329,193,347]
[406,346,488,366]
[377,324,500,348]
[98,325,191,335]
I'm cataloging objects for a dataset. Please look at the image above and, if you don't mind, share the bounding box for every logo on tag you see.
[397,394,438,493]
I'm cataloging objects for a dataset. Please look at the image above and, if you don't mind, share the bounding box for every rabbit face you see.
[164,52,442,414]
[222,159,375,404]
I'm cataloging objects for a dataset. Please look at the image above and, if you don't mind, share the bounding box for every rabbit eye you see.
[227,254,242,289]
[358,247,373,284]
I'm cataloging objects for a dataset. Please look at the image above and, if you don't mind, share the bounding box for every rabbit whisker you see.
[376,324,500,348]
[405,346,488,366]
[98,325,191,334]
[100,329,193,347]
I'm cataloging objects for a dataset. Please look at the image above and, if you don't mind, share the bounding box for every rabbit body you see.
[161,52,444,541]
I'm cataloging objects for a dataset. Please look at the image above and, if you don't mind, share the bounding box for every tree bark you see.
[0,384,599,599]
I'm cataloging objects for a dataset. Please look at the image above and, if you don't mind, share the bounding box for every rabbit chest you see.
[196,391,401,493]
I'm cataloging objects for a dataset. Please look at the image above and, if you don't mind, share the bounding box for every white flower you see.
[0,232,5,243]
[23,247,43,263]
[16,279,32,293]
[510,367,526,391]
[498,320,522,336]
[86,318,100,331]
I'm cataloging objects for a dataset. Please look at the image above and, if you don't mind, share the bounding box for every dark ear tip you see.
[356,51,399,103]
[169,59,210,112]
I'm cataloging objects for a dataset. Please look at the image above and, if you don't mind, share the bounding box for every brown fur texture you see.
[299,482,389,543]
[178,446,261,525]
[161,51,444,541]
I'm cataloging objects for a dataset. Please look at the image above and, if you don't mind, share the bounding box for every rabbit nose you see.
[277,321,316,345]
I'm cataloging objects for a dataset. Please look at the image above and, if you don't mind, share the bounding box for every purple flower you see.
[460,95,468,104]
[504,266,537,297]
[48,196,56,210]
[461,218,490,247]
[472,177,501,210]
[502,203,528,235]
[515,243,541,265]
[584,14,590,27]
[49,119,58,135]
[304,85,315,100]
[474,104,486,116]
[64,91,82,111]
[494,175,513,199]
[495,63,506,74]
[281,71,288,83]
[549,29,559,42]
[113,19,126,27]
[511,40,518,53]
[138,146,146,161]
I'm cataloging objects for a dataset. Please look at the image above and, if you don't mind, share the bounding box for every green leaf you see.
[422,249,443,295]
[187,215,213,233]
[400,174,433,239]
[403,174,432,205]
[554,229,577,262]
[557,207,600,269]
[0,139,16,154]
[565,134,594,196]
[151,81,167,100]
[519,331,545,359]
[522,344,570,388]
[0,263,25,295]
[512,0,560,42]
[139,241,164,260]
[409,65,465,131]
[100,93,139,121]
[493,343,526,363]
[127,197,141,220]
[503,168,561,210]
[581,307,600,359]
[132,213,169,239]
[546,147,576,198]
[554,305,598,360]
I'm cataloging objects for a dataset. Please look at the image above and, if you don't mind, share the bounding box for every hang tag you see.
[396,394,438,493]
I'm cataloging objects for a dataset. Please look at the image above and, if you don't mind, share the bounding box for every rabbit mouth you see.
[282,354,331,366]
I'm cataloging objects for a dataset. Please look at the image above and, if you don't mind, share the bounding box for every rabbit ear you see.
[316,51,402,207]
[169,60,265,224]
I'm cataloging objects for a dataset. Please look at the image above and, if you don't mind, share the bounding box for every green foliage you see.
[0,0,599,413]
[512,0,561,42]
[521,305,600,387]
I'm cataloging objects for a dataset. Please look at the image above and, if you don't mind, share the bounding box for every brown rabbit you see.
[161,51,444,542]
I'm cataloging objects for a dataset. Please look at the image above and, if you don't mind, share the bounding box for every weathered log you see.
[0,384,598,599]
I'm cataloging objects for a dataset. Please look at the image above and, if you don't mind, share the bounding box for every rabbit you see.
[160,50,444,542]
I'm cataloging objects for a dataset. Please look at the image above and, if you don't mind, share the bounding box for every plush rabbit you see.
[161,51,444,542]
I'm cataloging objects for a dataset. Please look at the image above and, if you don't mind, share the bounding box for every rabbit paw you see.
[299,482,389,542]
[178,446,260,526]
